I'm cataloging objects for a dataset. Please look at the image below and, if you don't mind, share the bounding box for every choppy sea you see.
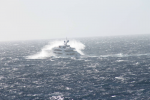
[0,34,150,100]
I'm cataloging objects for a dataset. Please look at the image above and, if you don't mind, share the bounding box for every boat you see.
[52,39,81,58]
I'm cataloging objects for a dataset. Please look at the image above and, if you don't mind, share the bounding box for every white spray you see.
[27,40,85,59]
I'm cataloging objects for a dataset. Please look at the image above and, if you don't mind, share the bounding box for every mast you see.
[64,37,69,46]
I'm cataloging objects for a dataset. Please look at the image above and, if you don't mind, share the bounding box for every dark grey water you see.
[0,35,150,100]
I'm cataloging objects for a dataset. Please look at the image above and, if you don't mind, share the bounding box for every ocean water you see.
[0,35,150,100]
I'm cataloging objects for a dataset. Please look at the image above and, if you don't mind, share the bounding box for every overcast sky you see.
[0,0,150,41]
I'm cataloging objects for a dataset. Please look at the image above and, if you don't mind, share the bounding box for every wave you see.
[26,40,85,59]
[100,53,150,58]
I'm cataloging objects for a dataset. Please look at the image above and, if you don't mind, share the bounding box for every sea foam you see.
[27,40,85,59]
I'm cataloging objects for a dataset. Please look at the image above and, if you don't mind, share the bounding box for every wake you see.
[26,40,85,59]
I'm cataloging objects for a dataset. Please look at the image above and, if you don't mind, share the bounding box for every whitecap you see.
[26,40,85,59]
[49,92,64,100]
[115,76,125,81]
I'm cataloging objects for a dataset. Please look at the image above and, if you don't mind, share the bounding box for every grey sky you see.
[0,0,150,41]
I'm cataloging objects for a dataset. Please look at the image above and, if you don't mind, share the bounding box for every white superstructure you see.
[52,39,80,58]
